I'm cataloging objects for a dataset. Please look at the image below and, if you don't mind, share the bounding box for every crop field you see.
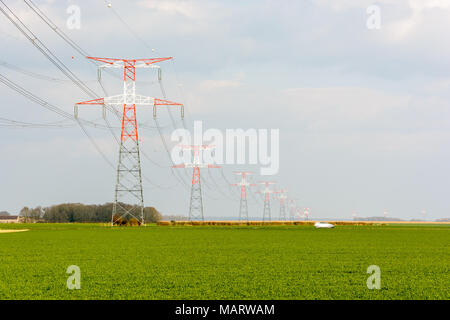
[0,223,448,300]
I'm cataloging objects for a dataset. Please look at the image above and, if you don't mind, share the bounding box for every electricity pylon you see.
[75,57,183,226]
[296,207,302,220]
[231,171,256,222]
[288,198,297,221]
[421,209,427,220]
[274,189,288,221]
[303,207,311,220]
[173,145,220,221]
[258,182,276,222]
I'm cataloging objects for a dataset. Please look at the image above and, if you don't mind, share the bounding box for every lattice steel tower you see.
[303,207,311,220]
[174,145,220,221]
[274,189,288,221]
[288,199,296,221]
[75,57,183,225]
[231,171,256,221]
[258,182,276,222]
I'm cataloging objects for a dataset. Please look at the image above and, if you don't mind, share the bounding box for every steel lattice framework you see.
[288,199,296,221]
[174,145,220,221]
[231,171,256,221]
[258,182,276,222]
[274,189,288,221]
[303,207,311,220]
[75,57,183,225]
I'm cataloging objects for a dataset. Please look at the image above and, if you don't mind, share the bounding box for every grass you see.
[0,223,448,299]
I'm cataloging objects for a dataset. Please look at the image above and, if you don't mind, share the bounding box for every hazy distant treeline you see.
[19,203,161,223]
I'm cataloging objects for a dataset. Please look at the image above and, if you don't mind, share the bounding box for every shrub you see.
[128,218,141,226]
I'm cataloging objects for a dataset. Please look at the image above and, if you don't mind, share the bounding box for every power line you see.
[101,0,240,203]
[102,0,154,53]
[0,71,179,190]
[0,1,99,99]
[0,60,69,83]
[0,73,109,129]
[18,0,181,182]
[0,116,74,128]
[4,0,272,216]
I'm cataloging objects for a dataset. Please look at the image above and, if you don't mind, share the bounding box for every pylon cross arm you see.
[174,163,217,168]
[153,98,184,119]
[75,95,184,119]
[154,98,183,106]
[233,181,252,186]
[76,95,183,106]
[87,56,173,68]
[75,98,105,105]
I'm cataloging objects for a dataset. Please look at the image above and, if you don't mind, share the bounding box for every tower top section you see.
[87,56,172,67]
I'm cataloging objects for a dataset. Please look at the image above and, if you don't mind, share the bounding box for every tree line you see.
[19,203,161,223]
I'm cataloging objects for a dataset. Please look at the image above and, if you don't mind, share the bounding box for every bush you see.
[128,218,141,226]
[113,214,123,226]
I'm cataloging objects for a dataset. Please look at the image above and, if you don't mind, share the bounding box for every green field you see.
[0,223,448,299]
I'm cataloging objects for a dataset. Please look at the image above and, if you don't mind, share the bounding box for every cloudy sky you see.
[1,0,450,220]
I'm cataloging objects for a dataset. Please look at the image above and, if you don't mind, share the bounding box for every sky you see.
[1,0,450,220]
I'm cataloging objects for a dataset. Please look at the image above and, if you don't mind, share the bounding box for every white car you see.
[314,222,335,228]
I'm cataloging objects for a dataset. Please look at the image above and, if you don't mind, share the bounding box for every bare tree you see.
[19,207,31,223]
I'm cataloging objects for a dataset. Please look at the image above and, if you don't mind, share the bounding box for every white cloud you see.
[315,0,450,42]
[199,79,243,90]
[136,0,200,19]
[387,0,450,41]
[423,78,450,94]
[320,0,449,43]
[282,86,410,128]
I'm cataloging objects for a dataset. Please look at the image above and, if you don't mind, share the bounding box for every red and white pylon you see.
[295,207,302,220]
[273,189,288,221]
[173,145,220,221]
[421,209,427,219]
[231,171,256,221]
[257,182,276,222]
[288,198,297,221]
[75,57,183,225]
[303,207,311,220]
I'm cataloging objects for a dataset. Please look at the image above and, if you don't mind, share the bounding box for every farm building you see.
[0,215,21,223]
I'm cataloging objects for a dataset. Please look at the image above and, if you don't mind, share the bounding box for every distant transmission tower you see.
[295,207,302,220]
[231,171,256,221]
[258,182,276,222]
[274,189,288,220]
[303,207,310,220]
[288,199,297,221]
[174,145,220,221]
[75,57,183,225]
[421,209,427,220]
